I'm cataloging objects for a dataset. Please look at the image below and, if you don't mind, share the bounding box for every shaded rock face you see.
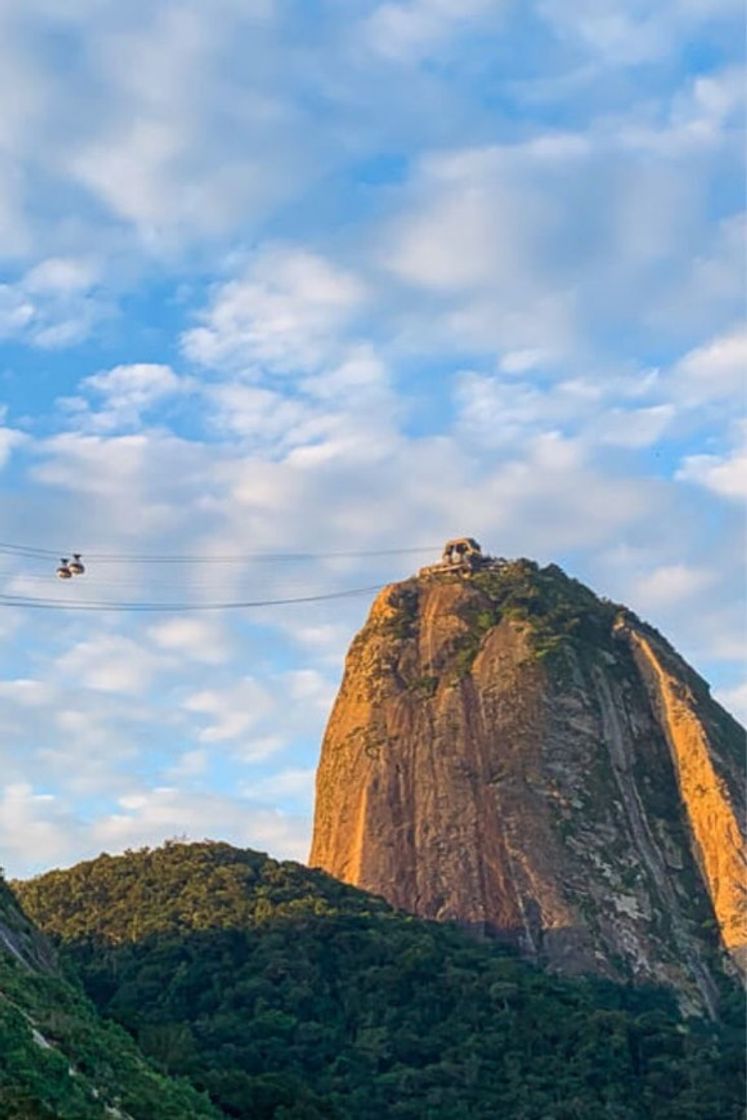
[310,560,746,1014]
[0,878,56,973]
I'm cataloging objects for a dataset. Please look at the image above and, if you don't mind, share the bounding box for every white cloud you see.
[364,0,496,62]
[0,782,311,878]
[0,784,79,872]
[185,676,274,742]
[0,285,34,335]
[0,679,55,707]
[633,563,714,609]
[537,1,666,65]
[92,787,310,865]
[24,257,97,294]
[182,247,366,374]
[454,369,673,451]
[384,147,537,295]
[232,735,289,764]
[244,767,316,804]
[0,423,26,469]
[60,634,169,694]
[714,681,747,725]
[0,257,103,348]
[595,405,675,448]
[184,667,335,751]
[168,748,209,779]
[677,440,747,500]
[64,5,306,245]
[674,326,747,403]
[148,617,233,664]
[537,0,743,67]
[32,430,219,536]
[379,86,740,360]
[84,363,182,409]
[283,668,336,713]
[652,212,745,338]
[204,383,316,446]
[76,363,189,431]
[499,348,553,375]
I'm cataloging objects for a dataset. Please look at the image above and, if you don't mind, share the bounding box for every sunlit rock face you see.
[310,558,746,1015]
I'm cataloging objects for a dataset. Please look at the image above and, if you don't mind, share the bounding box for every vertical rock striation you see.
[310,557,746,1013]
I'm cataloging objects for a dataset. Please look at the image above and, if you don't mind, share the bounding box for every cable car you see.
[68,553,85,576]
[56,558,73,579]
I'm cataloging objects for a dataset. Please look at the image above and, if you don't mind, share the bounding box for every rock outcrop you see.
[310,556,746,1014]
[0,877,56,973]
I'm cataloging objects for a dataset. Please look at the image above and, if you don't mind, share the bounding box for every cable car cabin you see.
[56,558,73,579]
[68,554,85,575]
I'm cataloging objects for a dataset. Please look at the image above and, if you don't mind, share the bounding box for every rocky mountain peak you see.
[310,547,746,1014]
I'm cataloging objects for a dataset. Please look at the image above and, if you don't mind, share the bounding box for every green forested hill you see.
[16,842,745,1120]
[0,878,220,1120]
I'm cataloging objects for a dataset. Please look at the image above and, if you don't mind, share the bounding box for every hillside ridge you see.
[0,873,220,1119]
[16,841,746,1120]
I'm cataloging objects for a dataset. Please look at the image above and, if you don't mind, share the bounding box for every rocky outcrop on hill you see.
[310,555,746,1014]
[0,876,220,1118]
[0,877,56,973]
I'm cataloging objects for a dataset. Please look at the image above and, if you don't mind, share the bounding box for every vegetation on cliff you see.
[17,842,746,1120]
[0,875,220,1120]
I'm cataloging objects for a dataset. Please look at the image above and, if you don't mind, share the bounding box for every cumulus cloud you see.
[633,563,714,609]
[0,784,79,874]
[186,676,275,742]
[363,0,498,62]
[70,363,190,431]
[677,444,747,499]
[714,681,747,725]
[674,326,747,403]
[0,782,310,878]
[244,767,316,805]
[59,634,170,694]
[377,68,742,362]
[0,258,103,347]
[185,668,334,752]
[0,421,26,469]
[182,247,366,374]
[594,405,675,449]
[0,678,55,707]
[537,0,744,68]
[64,4,312,245]
[148,617,233,664]
[31,430,221,540]
[84,363,183,409]
[93,786,310,866]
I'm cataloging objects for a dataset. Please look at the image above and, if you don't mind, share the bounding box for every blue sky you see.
[0,0,744,877]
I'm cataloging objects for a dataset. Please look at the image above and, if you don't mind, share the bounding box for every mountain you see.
[15,842,746,1120]
[0,875,220,1119]
[310,549,746,1015]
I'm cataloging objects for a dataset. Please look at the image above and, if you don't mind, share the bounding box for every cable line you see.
[0,585,386,613]
[0,541,435,564]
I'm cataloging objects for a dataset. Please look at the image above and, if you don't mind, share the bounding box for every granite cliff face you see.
[310,556,746,1014]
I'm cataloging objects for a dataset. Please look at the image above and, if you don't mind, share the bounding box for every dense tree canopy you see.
[17,842,745,1120]
[0,877,220,1120]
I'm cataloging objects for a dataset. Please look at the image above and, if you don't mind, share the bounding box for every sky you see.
[0,0,744,879]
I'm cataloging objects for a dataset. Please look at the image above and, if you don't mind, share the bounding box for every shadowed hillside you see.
[17,842,746,1120]
[0,876,220,1120]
